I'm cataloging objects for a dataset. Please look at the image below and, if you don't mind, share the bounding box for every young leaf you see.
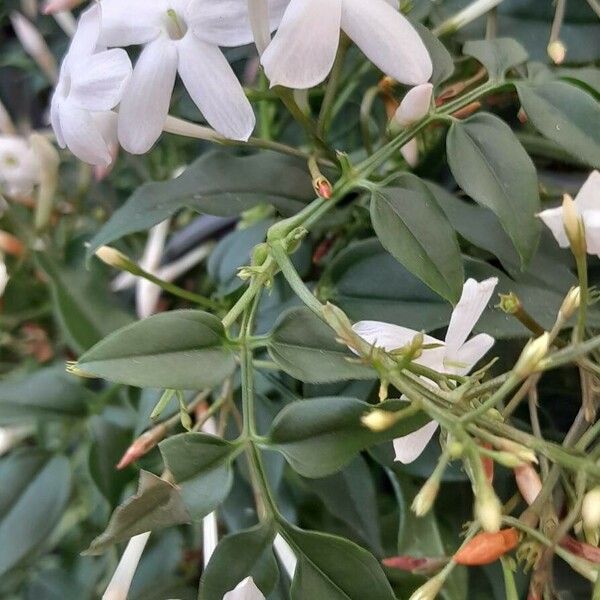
[0,452,71,577]
[199,521,278,600]
[516,80,600,168]
[446,112,541,266]
[77,310,236,390]
[463,39,528,80]
[85,471,190,554]
[280,523,396,600]
[0,365,91,424]
[370,186,464,303]
[268,307,376,383]
[267,397,429,478]
[86,151,315,259]
[159,433,238,519]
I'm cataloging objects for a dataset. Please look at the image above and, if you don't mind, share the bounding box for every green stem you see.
[318,35,349,136]
[575,252,588,342]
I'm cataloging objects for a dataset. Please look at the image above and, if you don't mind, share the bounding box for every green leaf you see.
[36,251,132,352]
[446,112,541,266]
[516,80,600,168]
[304,456,382,554]
[414,23,454,87]
[0,451,71,577]
[268,397,429,478]
[280,523,395,600]
[370,186,464,303]
[159,433,238,519]
[560,67,600,97]
[463,38,528,80]
[0,365,91,425]
[199,521,278,600]
[85,470,191,554]
[87,151,315,259]
[268,307,375,383]
[323,239,451,331]
[77,310,236,390]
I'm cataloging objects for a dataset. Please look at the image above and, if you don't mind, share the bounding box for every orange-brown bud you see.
[453,528,519,566]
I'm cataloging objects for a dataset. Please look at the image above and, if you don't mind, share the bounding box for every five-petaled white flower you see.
[261,0,432,89]
[538,170,600,256]
[0,135,40,197]
[100,0,287,154]
[353,277,498,463]
[50,4,132,166]
[223,577,265,600]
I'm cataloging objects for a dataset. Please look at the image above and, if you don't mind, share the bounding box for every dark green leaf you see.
[36,252,131,352]
[77,310,236,390]
[370,186,463,303]
[268,307,375,383]
[446,112,541,266]
[0,365,90,425]
[560,67,600,97]
[159,433,238,519]
[463,38,528,80]
[0,452,71,577]
[87,152,314,259]
[280,523,395,600]
[199,521,278,600]
[85,470,191,554]
[268,397,429,478]
[516,81,600,168]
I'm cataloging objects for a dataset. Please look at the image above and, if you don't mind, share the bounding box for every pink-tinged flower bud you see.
[400,138,419,167]
[514,464,542,506]
[394,83,433,127]
[382,555,448,574]
[42,0,84,15]
[10,12,58,83]
[412,477,440,517]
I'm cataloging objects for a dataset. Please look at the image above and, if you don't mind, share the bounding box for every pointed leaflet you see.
[159,433,238,519]
[446,112,541,266]
[199,521,278,600]
[463,39,528,80]
[280,523,395,600]
[268,307,376,383]
[85,471,191,554]
[77,310,236,390]
[370,184,464,303]
[516,80,600,168]
[86,151,315,260]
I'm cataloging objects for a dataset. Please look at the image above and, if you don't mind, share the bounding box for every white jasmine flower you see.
[103,532,151,600]
[538,170,600,256]
[100,0,287,154]
[223,577,265,600]
[0,135,40,197]
[51,4,132,166]
[394,83,433,127]
[353,278,497,463]
[261,0,432,89]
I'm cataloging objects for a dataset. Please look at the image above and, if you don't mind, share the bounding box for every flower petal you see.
[582,210,600,256]
[445,278,497,354]
[393,420,439,464]
[574,170,600,213]
[66,3,101,61]
[69,48,132,111]
[538,206,569,248]
[394,83,433,127]
[118,37,178,154]
[445,333,494,375]
[400,137,419,167]
[188,0,288,48]
[261,0,342,89]
[100,0,163,46]
[177,35,255,141]
[341,0,432,85]
[223,577,266,600]
[59,103,112,166]
[50,93,65,148]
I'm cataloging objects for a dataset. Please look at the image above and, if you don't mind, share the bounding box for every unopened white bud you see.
[95,246,131,270]
[412,478,440,517]
[408,573,444,600]
[514,333,550,378]
[400,138,419,167]
[475,484,502,533]
[547,40,566,65]
[560,286,581,320]
[394,83,434,127]
[10,12,57,82]
[514,464,542,506]
[0,261,8,298]
[562,194,586,256]
[582,487,600,530]
[361,409,397,432]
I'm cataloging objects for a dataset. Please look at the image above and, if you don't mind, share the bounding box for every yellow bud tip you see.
[95,246,130,270]
[514,332,550,378]
[547,40,566,65]
[361,409,397,432]
[560,286,581,320]
[412,479,440,517]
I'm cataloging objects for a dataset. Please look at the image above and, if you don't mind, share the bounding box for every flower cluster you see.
[50,0,432,165]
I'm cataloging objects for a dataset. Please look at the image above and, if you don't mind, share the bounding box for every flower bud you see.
[103,532,151,600]
[400,139,419,167]
[361,409,397,432]
[514,333,550,378]
[10,12,57,82]
[498,292,521,315]
[559,286,581,320]
[30,133,59,232]
[313,176,333,200]
[494,438,538,465]
[547,40,566,65]
[514,464,542,506]
[582,487,600,531]
[562,194,586,256]
[475,483,503,533]
[383,555,448,575]
[42,0,85,15]
[95,246,132,270]
[408,573,444,600]
[453,528,519,566]
[412,478,440,517]
[394,83,433,127]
